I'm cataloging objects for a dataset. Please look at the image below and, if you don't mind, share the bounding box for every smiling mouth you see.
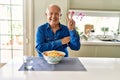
[51,20,57,22]
[51,19,56,21]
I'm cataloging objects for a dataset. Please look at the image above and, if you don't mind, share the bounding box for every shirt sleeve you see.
[35,27,63,53]
[68,30,81,50]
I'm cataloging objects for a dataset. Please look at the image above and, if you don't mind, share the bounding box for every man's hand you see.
[66,12,75,30]
[61,36,70,45]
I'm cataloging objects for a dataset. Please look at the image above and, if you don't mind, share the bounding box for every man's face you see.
[46,6,61,26]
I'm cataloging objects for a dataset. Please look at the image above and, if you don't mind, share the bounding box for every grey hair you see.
[45,4,62,15]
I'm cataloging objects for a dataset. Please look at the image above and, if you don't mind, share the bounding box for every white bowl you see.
[42,50,65,64]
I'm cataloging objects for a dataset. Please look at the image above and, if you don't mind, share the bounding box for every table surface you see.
[0,57,120,80]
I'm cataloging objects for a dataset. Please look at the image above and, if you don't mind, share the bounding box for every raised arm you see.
[66,11,81,50]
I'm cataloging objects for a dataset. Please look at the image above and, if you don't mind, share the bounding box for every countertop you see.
[0,57,120,80]
[81,40,120,46]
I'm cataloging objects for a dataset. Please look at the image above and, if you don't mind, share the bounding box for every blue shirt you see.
[35,23,81,57]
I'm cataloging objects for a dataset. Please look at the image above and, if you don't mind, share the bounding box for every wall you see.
[24,0,34,56]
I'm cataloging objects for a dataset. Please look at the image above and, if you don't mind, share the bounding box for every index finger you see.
[70,11,75,19]
[66,11,74,21]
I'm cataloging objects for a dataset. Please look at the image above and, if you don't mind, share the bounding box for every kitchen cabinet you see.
[96,45,120,57]
[68,46,96,57]
[68,44,120,58]
[70,0,120,10]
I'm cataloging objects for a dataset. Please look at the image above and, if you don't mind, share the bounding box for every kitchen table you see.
[0,57,120,80]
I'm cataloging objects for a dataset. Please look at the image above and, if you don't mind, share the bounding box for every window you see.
[70,10,120,38]
[0,0,23,62]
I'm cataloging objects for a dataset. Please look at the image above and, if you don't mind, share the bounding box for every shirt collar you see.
[46,23,62,30]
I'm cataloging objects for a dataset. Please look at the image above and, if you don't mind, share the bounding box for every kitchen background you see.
[0,0,120,63]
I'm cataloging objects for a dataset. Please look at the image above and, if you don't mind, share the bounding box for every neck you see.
[50,24,60,33]
[50,24,59,28]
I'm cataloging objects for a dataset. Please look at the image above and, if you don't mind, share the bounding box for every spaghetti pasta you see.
[44,50,64,57]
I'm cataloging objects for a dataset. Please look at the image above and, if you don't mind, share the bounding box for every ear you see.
[45,13,47,16]
[60,14,62,16]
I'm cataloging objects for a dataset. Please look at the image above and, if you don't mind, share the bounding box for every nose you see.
[52,14,56,18]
